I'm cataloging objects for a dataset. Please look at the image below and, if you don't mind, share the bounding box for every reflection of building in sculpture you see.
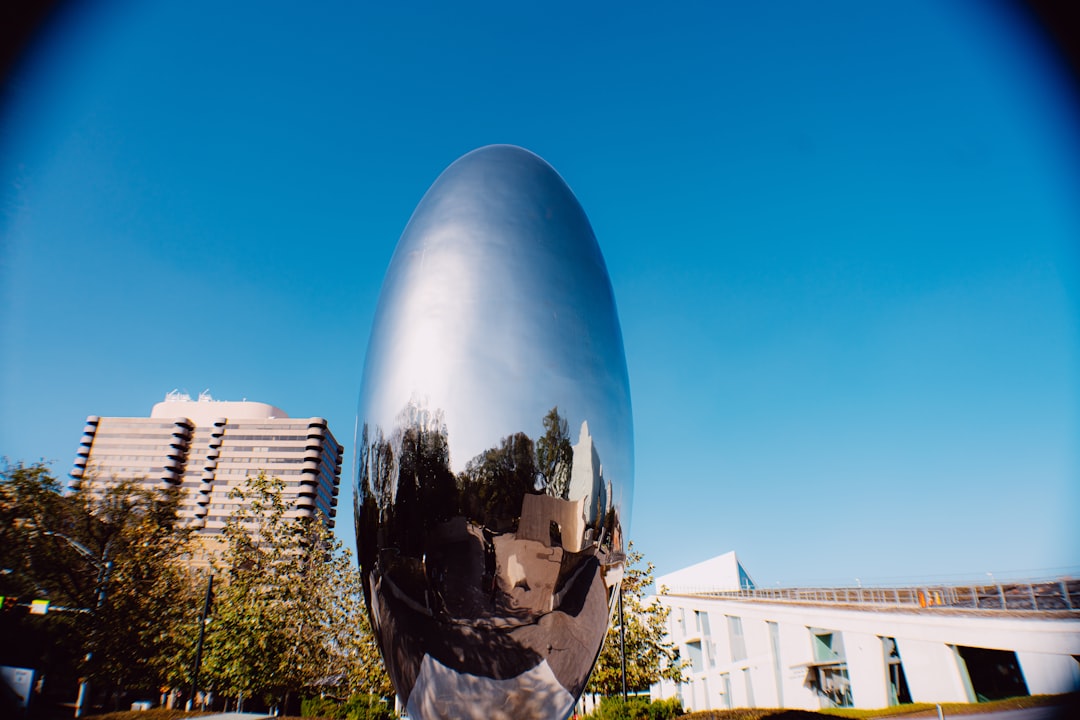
[370,488,615,720]
[359,409,624,719]
[70,393,342,545]
[567,421,609,533]
[354,145,635,719]
[518,494,586,553]
[652,552,1080,713]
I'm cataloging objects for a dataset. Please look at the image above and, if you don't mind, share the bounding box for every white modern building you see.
[652,552,1080,712]
[70,392,343,536]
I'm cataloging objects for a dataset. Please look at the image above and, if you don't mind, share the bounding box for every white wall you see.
[893,638,972,703]
[1017,651,1080,695]
[776,619,819,709]
[844,631,889,709]
[653,593,1080,712]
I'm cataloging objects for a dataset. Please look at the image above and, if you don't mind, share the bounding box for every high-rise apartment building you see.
[70,392,342,535]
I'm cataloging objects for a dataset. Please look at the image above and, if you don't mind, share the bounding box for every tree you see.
[536,406,573,499]
[328,553,394,701]
[0,460,199,706]
[201,472,297,706]
[585,544,686,696]
[77,478,199,693]
[0,461,83,693]
[201,472,391,709]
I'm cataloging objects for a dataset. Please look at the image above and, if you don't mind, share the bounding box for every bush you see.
[589,696,683,720]
[302,695,342,719]
[342,693,395,720]
[302,693,395,720]
[648,697,685,719]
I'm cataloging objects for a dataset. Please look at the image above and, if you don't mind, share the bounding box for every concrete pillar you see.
[1016,651,1080,695]
[745,618,779,707]
[894,639,973,703]
[777,621,821,710]
[843,632,890,709]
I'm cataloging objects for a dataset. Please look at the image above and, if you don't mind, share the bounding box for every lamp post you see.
[188,574,213,711]
[42,532,112,719]
[619,585,627,702]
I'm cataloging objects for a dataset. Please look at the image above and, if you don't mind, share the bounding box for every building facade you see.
[652,553,1080,712]
[70,392,342,535]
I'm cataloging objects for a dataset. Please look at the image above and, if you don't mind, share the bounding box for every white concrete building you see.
[652,552,1080,712]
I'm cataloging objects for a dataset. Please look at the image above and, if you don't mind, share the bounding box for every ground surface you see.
[54,692,1078,720]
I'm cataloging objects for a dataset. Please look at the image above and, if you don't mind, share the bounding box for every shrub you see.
[649,697,685,719]
[302,693,394,719]
[303,695,343,719]
[342,693,395,720]
[589,696,683,720]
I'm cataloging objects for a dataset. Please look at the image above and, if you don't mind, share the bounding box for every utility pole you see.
[189,574,213,710]
[619,585,627,702]
[75,552,111,718]
[41,532,110,720]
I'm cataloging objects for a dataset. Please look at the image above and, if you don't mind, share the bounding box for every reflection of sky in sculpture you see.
[359,145,632,516]
[354,145,633,719]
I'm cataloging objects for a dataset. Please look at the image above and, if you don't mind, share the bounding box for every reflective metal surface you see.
[354,145,633,720]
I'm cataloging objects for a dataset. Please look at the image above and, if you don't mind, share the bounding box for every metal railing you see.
[667,578,1080,613]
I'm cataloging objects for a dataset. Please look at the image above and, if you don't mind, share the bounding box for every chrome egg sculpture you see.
[355,145,633,720]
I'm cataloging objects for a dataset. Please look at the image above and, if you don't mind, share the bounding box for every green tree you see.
[0,460,198,705]
[331,562,394,700]
[202,472,302,706]
[536,406,573,499]
[202,471,391,709]
[586,544,686,696]
[78,477,199,693]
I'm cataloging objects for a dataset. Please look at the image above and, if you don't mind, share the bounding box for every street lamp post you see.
[188,574,213,711]
[41,532,112,719]
[619,585,627,702]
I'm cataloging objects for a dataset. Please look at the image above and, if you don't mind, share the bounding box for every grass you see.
[82,712,310,720]
[682,693,1077,720]
[75,692,1079,720]
[820,693,1072,717]
[83,711,210,720]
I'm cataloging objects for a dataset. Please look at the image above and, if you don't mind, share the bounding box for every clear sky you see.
[2,1,1077,587]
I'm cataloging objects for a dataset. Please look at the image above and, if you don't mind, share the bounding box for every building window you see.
[727,615,746,661]
[807,628,852,708]
[768,621,784,708]
[883,637,911,705]
[687,640,704,673]
[955,646,1029,701]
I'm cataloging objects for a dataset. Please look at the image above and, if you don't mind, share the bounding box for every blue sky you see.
[2,0,1077,586]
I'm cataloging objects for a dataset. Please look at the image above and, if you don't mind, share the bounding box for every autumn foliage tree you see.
[537,406,573,499]
[2,462,391,713]
[586,544,686,696]
[0,460,198,706]
[200,472,390,709]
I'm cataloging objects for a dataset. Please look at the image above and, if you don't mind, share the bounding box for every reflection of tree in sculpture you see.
[356,401,623,712]
[355,422,393,589]
[537,406,573,500]
[359,403,615,571]
[393,410,456,556]
[357,404,455,564]
[458,432,537,533]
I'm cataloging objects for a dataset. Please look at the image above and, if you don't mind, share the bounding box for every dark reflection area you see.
[355,401,625,709]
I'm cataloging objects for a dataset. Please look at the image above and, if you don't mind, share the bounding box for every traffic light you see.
[1,595,18,611]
